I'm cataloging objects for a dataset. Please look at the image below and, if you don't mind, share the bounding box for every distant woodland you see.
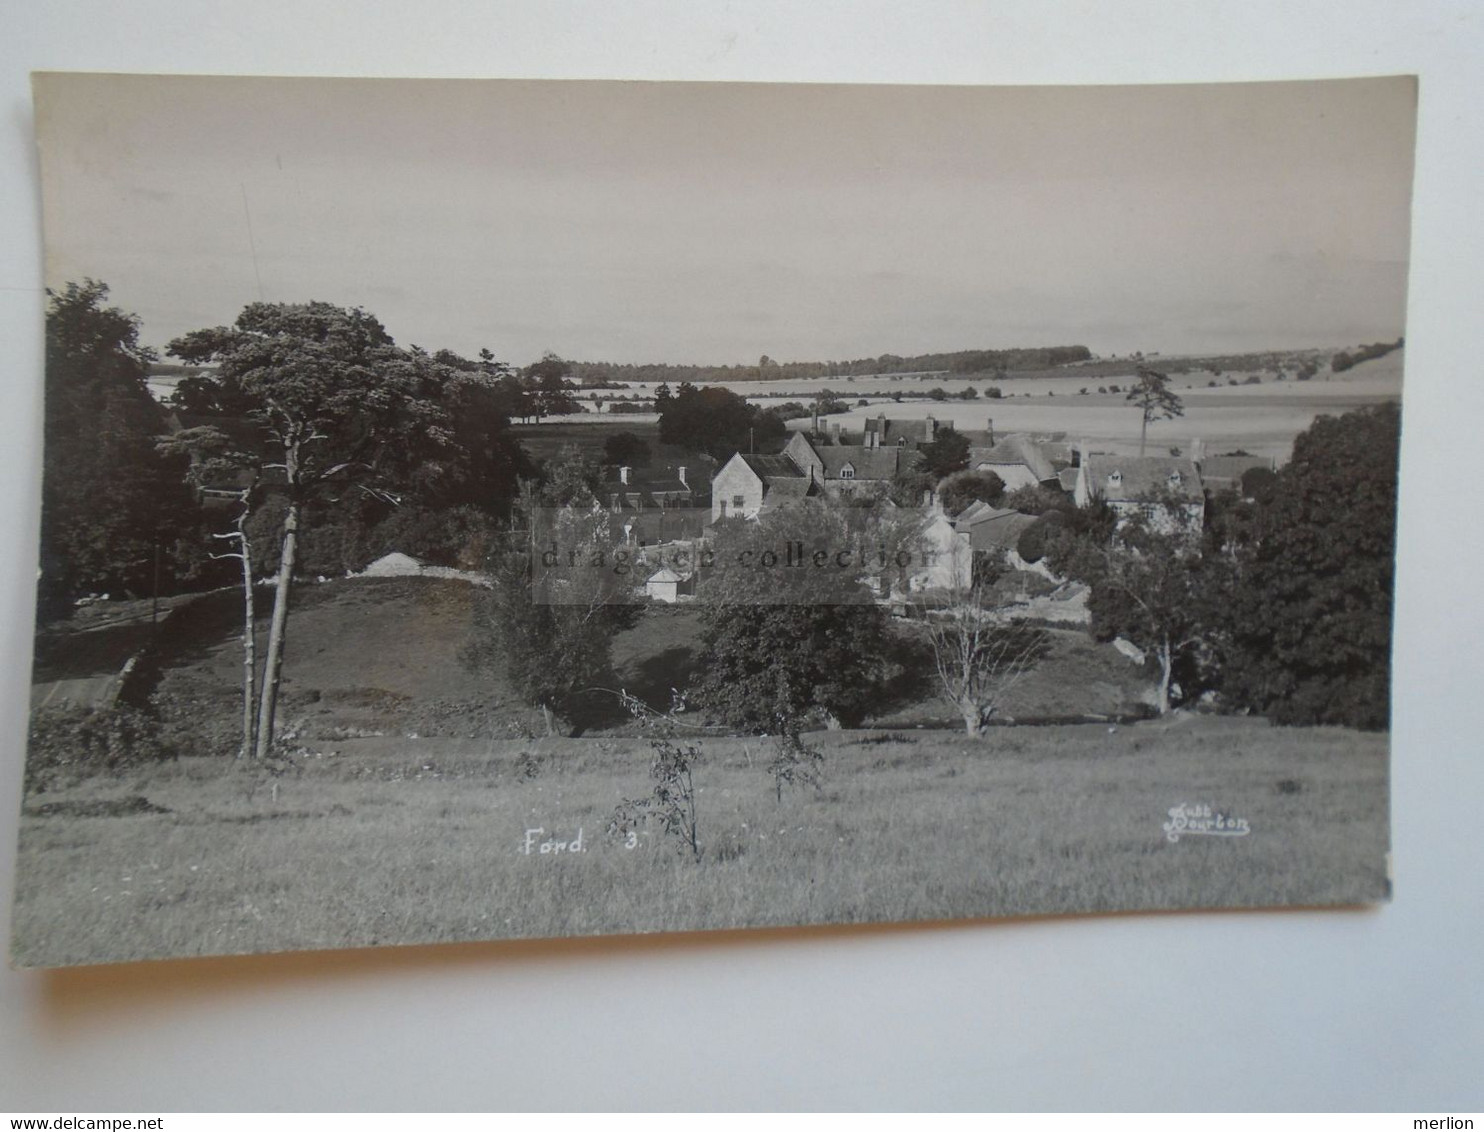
[566,345,1094,385]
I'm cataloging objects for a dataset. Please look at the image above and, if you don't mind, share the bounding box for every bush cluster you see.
[26,703,173,794]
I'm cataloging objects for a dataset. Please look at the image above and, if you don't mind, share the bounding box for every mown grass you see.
[10,714,1389,967]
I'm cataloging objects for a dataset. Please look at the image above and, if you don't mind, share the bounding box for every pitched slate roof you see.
[757,478,823,511]
[740,453,804,478]
[955,506,1038,552]
[1082,455,1204,503]
[1039,441,1075,467]
[863,416,935,445]
[954,499,997,525]
[815,445,909,480]
[613,509,709,542]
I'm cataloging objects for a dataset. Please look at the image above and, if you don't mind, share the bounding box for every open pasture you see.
[10,714,1389,967]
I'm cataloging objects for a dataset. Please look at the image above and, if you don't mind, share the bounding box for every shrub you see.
[151,678,242,758]
[26,703,173,793]
[939,469,1006,515]
[1017,519,1049,564]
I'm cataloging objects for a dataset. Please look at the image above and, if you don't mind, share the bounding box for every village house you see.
[952,501,1039,560]
[965,435,1063,491]
[710,432,917,522]
[604,463,710,545]
[710,452,819,522]
[781,431,912,493]
[1073,451,1205,532]
[603,463,701,512]
[819,413,1071,494]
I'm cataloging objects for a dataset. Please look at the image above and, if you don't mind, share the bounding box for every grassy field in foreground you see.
[11,714,1389,967]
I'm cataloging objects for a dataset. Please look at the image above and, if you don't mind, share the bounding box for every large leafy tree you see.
[657,382,779,459]
[1215,402,1399,730]
[462,455,639,734]
[168,301,464,757]
[39,280,199,616]
[523,352,582,419]
[691,501,899,730]
[938,469,1005,516]
[917,427,971,479]
[1082,518,1218,715]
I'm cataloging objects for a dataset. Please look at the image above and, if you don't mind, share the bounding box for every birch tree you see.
[918,568,1049,735]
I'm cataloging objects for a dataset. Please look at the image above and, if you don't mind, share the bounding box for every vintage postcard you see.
[13,73,1411,966]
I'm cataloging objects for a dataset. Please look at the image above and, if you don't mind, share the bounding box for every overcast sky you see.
[34,73,1416,366]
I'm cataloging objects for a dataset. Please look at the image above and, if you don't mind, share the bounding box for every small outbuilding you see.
[644,566,689,604]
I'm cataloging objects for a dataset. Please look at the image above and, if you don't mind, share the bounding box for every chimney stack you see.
[676,465,687,486]
[619,466,631,485]
[987,417,995,445]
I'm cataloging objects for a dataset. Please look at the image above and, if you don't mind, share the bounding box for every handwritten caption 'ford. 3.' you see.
[520,826,645,856]
[1163,803,1251,843]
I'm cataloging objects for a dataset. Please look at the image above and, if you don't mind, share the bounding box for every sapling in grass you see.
[767,714,824,805]
[607,691,704,862]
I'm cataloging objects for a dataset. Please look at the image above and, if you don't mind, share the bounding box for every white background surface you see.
[1,1,1481,1112]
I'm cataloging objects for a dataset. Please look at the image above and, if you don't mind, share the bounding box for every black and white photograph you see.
[12,71,1412,969]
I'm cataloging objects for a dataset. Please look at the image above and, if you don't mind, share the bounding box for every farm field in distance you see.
[11,715,1389,967]
[548,349,1402,463]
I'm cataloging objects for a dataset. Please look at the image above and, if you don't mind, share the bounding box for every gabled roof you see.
[759,477,821,505]
[1039,441,1075,468]
[815,445,908,480]
[1082,455,1204,503]
[863,416,934,444]
[613,509,708,542]
[955,506,1037,552]
[954,499,997,525]
[967,435,1058,483]
[740,453,804,479]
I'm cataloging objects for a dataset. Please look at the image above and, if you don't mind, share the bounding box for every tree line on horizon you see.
[565,344,1094,385]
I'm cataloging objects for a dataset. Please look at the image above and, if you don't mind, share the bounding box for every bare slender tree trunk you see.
[1139,411,1149,457]
[237,518,257,760]
[254,497,299,759]
[1156,638,1173,715]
